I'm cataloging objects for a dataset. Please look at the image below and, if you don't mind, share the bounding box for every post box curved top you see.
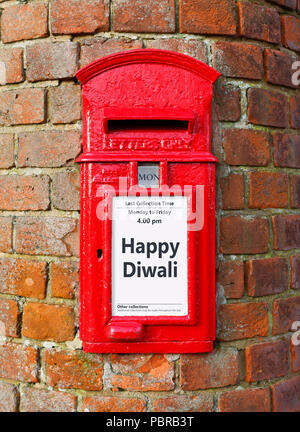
[76,49,221,162]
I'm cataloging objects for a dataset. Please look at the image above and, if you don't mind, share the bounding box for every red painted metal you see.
[76,49,220,353]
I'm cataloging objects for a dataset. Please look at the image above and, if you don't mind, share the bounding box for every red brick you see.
[272,376,300,411]
[220,173,244,210]
[265,49,298,88]
[249,172,288,209]
[0,217,12,253]
[51,0,109,35]
[15,217,79,257]
[290,95,300,129]
[0,298,19,338]
[267,0,296,8]
[0,382,18,412]
[18,131,81,168]
[110,354,174,391]
[23,303,75,342]
[50,84,81,124]
[146,38,207,62]
[1,3,48,43]
[218,302,269,341]
[51,261,79,299]
[220,216,269,255]
[180,349,239,390]
[214,82,241,122]
[179,0,237,35]
[45,349,103,390]
[0,259,46,299]
[80,37,143,67]
[273,133,300,168]
[83,396,146,412]
[0,135,14,168]
[273,215,300,250]
[245,339,289,382]
[217,261,244,299]
[223,129,271,166]
[248,88,288,128]
[219,388,271,412]
[273,296,300,334]
[0,48,23,84]
[291,338,300,371]
[246,258,288,297]
[238,2,281,44]
[52,171,80,211]
[290,176,300,208]
[281,15,300,52]
[21,388,76,412]
[0,343,38,383]
[291,255,300,289]
[114,0,175,33]
[153,394,214,412]
[26,42,79,82]
[0,89,46,126]
[0,175,49,211]
[212,42,263,79]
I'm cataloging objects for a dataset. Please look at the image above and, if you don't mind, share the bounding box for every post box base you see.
[82,340,213,354]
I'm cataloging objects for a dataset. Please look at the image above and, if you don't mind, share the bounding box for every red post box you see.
[76,49,220,353]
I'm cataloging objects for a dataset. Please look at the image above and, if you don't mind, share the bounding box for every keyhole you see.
[97,249,103,260]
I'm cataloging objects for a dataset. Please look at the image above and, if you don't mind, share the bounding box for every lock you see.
[76,49,220,353]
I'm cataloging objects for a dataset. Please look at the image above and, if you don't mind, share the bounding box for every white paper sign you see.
[111,196,188,316]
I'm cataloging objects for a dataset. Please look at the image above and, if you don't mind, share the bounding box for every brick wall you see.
[0,0,299,412]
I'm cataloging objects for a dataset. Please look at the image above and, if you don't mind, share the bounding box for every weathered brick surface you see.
[52,172,80,211]
[215,82,241,122]
[272,215,300,250]
[289,95,300,129]
[290,176,300,208]
[267,0,296,8]
[212,42,263,79]
[146,38,207,62]
[273,296,300,334]
[245,340,289,382]
[219,388,271,412]
[265,49,297,88]
[50,84,81,124]
[0,381,18,412]
[220,173,244,210]
[15,217,79,256]
[0,217,12,253]
[248,172,288,209]
[1,3,48,43]
[0,298,19,338]
[83,396,146,412]
[0,343,38,383]
[218,302,269,341]
[246,258,288,297]
[179,0,237,35]
[81,37,143,67]
[291,255,300,289]
[18,131,81,168]
[180,349,239,390]
[0,89,46,126]
[238,2,281,44]
[281,15,300,52]
[114,0,175,33]
[291,339,300,372]
[0,259,46,299]
[222,129,271,166]
[110,354,174,391]
[44,349,103,390]
[23,303,75,342]
[272,376,300,412]
[0,48,23,85]
[51,0,109,35]
[248,88,288,128]
[217,261,244,299]
[153,394,214,412]
[220,216,269,254]
[0,135,14,168]
[51,261,79,299]
[26,43,79,82]
[21,388,76,412]
[273,134,300,168]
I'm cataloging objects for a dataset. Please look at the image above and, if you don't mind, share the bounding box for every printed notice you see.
[111,196,188,316]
